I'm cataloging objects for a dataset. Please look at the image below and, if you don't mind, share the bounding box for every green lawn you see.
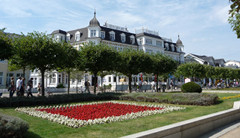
[0,93,240,138]
[211,87,240,91]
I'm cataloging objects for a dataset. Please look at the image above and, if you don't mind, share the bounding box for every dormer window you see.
[101,31,105,39]
[75,31,80,41]
[109,31,115,41]
[165,43,169,50]
[130,35,135,44]
[120,33,126,43]
[90,30,96,37]
[66,33,71,42]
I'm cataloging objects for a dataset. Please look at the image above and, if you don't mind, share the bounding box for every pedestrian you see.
[16,77,22,96]
[170,80,174,91]
[27,78,33,97]
[9,77,15,98]
[37,83,41,96]
[151,81,155,92]
[85,81,90,93]
[138,81,142,92]
[20,77,25,96]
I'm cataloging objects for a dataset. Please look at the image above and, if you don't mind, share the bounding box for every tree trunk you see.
[115,75,118,92]
[156,73,159,92]
[94,73,97,94]
[128,75,132,93]
[67,71,70,95]
[40,69,45,96]
[76,77,78,93]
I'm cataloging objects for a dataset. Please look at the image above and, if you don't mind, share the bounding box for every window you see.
[75,32,80,41]
[109,77,111,82]
[109,31,115,41]
[130,36,135,44]
[120,33,126,43]
[156,41,162,47]
[51,73,56,84]
[34,78,37,86]
[61,36,65,41]
[139,38,143,45]
[0,72,3,85]
[91,30,96,37]
[66,34,71,42]
[114,76,116,82]
[101,31,105,39]
[58,74,61,83]
[146,39,152,45]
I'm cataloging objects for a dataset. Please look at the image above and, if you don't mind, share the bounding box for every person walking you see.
[27,78,33,97]
[9,77,15,98]
[16,77,22,97]
[37,83,41,96]
[20,77,25,96]
[151,80,155,92]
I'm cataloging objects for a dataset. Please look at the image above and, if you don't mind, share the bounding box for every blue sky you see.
[0,0,239,61]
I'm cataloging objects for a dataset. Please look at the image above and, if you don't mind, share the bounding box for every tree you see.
[152,53,177,92]
[0,29,13,60]
[57,42,80,94]
[70,70,84,93]
[229,0,240,38]
[117,49,147,93]
[15,32,64,96]
[175,62,206,82]
[80,42,120,94]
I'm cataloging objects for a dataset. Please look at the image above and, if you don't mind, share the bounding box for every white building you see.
[225,60,240,68]
[30,11,185,88]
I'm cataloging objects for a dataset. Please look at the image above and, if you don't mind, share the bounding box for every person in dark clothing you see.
[27,78,33,97]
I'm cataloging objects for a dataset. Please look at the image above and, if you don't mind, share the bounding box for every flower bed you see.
[16,101,185,128]
[221,94,240,100]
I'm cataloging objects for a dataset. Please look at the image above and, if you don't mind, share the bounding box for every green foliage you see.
[229,0,240,38]
[0,29,14,60]
[0,113,29,138]
[175,62,206,80]
[181,82,202,93]
[0,93,122,107]
[119,93,218,106]
[80,42,120,94]
[13,32,65,96]
[56,83,65,88]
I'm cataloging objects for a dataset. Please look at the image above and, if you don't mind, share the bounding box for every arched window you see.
[130,35,135,44]
[120,33,126,43]
[75,31,80,41]
[109,31,115,41]
[66,33,71,42]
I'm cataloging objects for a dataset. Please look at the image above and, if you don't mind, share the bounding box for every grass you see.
[211,87,240,91]
[0,93,240,138]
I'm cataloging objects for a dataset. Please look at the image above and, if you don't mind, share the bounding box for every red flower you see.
[37,103,164,121]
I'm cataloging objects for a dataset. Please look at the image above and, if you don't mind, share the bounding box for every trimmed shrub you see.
[0,113,29,138]
[0,93,123,107]
[181,82,202,93]
[119,93,218,106]
[56,83,65,88]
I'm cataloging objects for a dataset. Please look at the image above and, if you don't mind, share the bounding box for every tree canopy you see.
[0,29,13,60]
[14,32,64,96]
[80,42,120,94]
[229,0,240,38]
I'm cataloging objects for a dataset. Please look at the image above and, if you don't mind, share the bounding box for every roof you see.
[67,27,88,43]
[136,32,162,39]
[176,35,183,46]
[214,59,226,63]
[89,11,100,27]
[52,29,67,35]
[100,26,138,46]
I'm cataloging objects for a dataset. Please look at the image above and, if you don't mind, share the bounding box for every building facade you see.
[0,60,30,88]
[30,11,185,88]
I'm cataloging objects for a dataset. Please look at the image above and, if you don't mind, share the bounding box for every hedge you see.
[119,93,218,106]
[0,93,123,107]
[0,113,29,138]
